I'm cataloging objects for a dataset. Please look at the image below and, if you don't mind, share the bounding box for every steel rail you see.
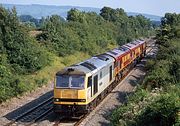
[4,96,53,126]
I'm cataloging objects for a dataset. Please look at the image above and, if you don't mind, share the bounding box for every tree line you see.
[37,7,153,56]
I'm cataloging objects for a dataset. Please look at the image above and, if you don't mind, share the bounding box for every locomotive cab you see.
[53,68,88,115]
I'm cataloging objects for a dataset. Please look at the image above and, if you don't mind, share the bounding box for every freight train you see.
[53,39,147,116]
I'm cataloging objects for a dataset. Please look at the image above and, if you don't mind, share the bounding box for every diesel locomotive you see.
[53,39,147,116]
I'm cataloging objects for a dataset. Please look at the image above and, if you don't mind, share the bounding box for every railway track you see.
[53,114,88,126]
[52,39,156,126]
[4,97,53,126]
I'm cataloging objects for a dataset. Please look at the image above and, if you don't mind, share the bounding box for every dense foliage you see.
[37,7,153,56]
[0,6,153,102]
[111,13,180,126]
[0,6,50,102]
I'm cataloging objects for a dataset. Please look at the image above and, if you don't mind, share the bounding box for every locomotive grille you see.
[61,90,78,99]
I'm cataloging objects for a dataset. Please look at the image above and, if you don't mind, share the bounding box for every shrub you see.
[170,55,180,83]
[137,93,180,126]
[143,60,173,90]
[111,88,150,126]
[145,59,156,71]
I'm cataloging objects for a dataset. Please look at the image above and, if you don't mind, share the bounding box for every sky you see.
[0,0,180,16]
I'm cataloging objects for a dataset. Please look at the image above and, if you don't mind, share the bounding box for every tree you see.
[100,7,116,21]
[67,8,86,23]
[0,6,49,73]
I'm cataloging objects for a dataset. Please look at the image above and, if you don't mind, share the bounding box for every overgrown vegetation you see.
[37,7,154,56]
[0,6,50,101]
[0,6,153,102]
[111,13,180,126]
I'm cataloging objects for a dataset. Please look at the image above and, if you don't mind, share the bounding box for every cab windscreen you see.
[56,75,85,88]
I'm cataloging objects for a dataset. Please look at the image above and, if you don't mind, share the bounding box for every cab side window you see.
[87,76,92,88]
[100,71,102,79]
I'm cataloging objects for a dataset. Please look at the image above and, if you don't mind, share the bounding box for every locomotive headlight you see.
[55,98,59,102]
[80,99,86,102]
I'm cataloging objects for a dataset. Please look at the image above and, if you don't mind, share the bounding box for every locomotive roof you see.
[105,47,129,59]
[134,39,145,44]
[125,39,146,49]
[124,42,140,49]
[56,54,114,76]
[56,68,86,76]
[137,39,146,44]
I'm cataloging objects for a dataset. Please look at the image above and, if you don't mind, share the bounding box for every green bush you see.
[111,88,150,126]
[35,78,48,87]
[145,59,156,71]
[111,88,180,126]
[137,93,180,126]
[143,60,173,90]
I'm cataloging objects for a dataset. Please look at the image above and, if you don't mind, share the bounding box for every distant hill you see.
[127,12,161,21]
[1,4,161,21]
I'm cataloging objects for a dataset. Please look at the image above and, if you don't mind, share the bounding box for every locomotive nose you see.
[53,89,87,114]
[54,88,86,104]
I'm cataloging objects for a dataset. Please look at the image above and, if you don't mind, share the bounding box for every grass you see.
[18,51,90,93]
